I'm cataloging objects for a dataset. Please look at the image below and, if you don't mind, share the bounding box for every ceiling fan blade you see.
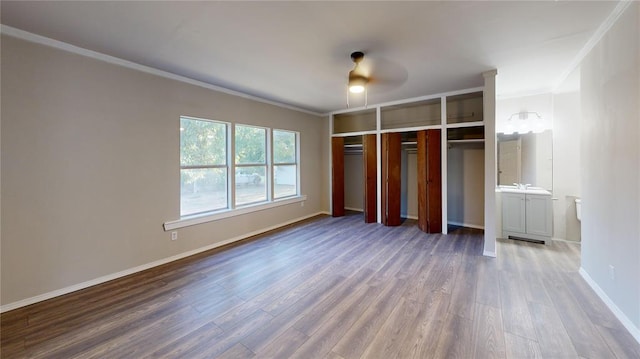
[365,57,408,92]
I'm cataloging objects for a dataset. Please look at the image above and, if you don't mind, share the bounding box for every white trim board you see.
[402,214,418,220]
[483,250,497,258]
[0,212,326,313]
[0,25,322,117]
[579,267,640,345]
[164,195,307,230]
[326,86,485,117]
[447,221,484,230]
[552,237,581,244]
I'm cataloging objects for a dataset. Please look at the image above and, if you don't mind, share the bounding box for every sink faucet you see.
[513,183,532,190]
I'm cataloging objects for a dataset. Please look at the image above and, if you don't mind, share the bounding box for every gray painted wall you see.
[344,153,364,210]
[580,2,639,331]
[552,90,582,241]
[447,143,485,228]
[0,35,328,306]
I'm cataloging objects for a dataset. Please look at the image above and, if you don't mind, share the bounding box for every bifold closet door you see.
[381,132,402,226]
[417,129,442,233]
[362,134,377,223]
[331,137,345,217]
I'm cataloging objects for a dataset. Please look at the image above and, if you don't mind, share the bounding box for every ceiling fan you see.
[346,51,408,107]
[348,51,368,94]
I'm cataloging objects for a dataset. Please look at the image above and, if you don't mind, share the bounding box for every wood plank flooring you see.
[2,213,639,358]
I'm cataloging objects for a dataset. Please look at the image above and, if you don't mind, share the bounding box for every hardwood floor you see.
[2,213,639,358]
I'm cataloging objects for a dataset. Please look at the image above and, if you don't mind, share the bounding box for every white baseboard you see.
[448,221,484,230]
[0,211,325,313]
[483,250,497,258]
[344,207,364,212]
[579,267,640,345]
[552,237,581,244]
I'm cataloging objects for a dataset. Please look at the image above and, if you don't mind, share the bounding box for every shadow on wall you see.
[447,147,465,222]
[565,195,582,241]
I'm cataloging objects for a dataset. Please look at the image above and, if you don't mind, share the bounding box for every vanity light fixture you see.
[500,111,546,134]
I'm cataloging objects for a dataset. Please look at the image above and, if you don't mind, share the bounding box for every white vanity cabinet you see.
[502,189,552,243]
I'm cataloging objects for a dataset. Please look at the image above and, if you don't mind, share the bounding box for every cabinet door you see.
[381,132,402,226]
[526,194,552,237]
[417,129,442,233]
[331,137,345,217]
[362,134,377,223]
[502,193,526,233]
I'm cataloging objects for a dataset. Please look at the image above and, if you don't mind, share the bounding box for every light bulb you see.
[349,85,365,94]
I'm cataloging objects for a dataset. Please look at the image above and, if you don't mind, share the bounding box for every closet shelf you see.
[447,139,485,144]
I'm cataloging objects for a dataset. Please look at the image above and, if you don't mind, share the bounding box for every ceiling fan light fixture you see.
[348,71,367,93]
[349,85,365,94]
[346,51,368,107]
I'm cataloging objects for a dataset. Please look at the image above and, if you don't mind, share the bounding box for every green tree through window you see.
[180,117,228,215]
[235,125,266,164]
[179,117,300,217]
[273,130,298,198]
[235,125,267,206]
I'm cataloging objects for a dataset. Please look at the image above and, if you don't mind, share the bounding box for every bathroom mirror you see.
[497,130,552,190]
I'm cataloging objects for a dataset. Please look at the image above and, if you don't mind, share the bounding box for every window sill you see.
[163,195,307,231]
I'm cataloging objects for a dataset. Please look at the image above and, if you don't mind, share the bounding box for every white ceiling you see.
[0,1,619,114]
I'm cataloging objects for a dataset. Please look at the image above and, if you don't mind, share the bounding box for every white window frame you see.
[179,116,231,217]
[233,124,271,207]
[165,120,305,231]
[272,129,300,200]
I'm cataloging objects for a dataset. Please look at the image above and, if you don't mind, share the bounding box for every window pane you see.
[235,125,266,164]
[274,165,297,198]
[180,118,226,166]
[235,166,266,205]
[273,130,296,163]
[181,168,227,216]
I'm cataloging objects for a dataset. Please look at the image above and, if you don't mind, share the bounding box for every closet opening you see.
[381,130,442,232]
[331,134,377,223]
[446,126,485,232]
[329,87,488,236]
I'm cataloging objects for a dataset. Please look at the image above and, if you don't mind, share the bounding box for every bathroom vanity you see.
[500,186,552,244]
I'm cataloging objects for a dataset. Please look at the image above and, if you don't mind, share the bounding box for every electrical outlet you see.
[300,201,304,207]
[171,231,178,241]
[609,265,615,280]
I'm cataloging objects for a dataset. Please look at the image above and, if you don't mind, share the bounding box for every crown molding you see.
[0,25,323,117]
[553,0,633,90]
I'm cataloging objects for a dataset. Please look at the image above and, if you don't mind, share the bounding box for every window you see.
[235,125,268,206]
[273,129,298,199]
[178,116,300,220]
[180,117,228,216]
